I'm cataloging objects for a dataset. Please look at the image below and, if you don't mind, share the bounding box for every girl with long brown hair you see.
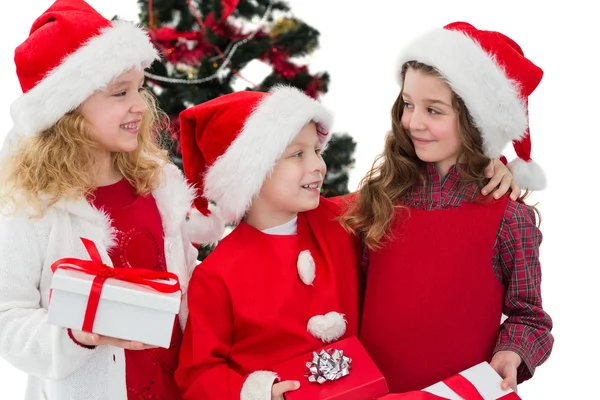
[341,22,553,395]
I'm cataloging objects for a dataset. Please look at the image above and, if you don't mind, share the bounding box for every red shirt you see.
[91,179,183,400]
[359,164,553,386]
[175,197,361,399]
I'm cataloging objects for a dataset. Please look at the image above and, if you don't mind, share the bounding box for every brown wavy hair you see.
[0,89,170,216]
[340,61,505,250]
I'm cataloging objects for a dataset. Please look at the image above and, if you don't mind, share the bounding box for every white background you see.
[1,1,598,398]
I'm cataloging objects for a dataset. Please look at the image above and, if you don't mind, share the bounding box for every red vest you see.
[359,197,508,392]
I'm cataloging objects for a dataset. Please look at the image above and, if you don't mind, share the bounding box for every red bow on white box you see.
[50,237,180,333]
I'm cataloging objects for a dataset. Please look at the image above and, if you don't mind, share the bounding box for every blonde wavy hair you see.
[0,89,170,216]
[340,61,535,250]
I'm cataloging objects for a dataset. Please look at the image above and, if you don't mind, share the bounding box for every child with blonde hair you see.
[0,1,222,398]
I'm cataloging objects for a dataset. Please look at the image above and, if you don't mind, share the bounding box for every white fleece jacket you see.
[0,163,214,400]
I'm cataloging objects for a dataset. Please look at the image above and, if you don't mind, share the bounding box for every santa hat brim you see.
[397,28,528,158]
[10,20,159,140]
[204,85,333,223]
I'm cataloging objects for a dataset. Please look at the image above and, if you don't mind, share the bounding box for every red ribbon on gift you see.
[441,374,485,399]
[378,373,521,399]
[50,237,181,333]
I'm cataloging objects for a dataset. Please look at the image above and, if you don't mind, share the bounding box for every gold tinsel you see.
[175,62,199,78]
[270,17,300,38]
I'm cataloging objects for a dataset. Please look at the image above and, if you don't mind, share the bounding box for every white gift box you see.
[48,268,181,348]
[422,361,519,399]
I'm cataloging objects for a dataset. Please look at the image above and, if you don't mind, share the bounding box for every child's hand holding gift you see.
[490,350,522,393]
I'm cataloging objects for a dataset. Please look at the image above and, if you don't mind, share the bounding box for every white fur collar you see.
[50,163,195,246]
[153,163,197,237]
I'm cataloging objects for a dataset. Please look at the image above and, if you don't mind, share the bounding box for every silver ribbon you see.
[305,348,352,384]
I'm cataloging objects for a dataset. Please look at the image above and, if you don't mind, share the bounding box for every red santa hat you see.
[179,85,333,225]
[397,22,546,190]
[5,0,158,151]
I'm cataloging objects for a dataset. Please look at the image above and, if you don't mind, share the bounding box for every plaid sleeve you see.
[492,200,554,383]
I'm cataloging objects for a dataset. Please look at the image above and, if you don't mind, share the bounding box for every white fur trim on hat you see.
[204,85,333,223]
[185,206,226,245]
[397,28,528,158]
[9,20,159,140]
[297,250,316,285]
[307,312,347,343]
[241,370,279,400]
[507,158,546,191]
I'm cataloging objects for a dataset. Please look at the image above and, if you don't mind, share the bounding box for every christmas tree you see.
[137,0,356,257]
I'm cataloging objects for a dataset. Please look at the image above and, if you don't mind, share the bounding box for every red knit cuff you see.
[67,328,96,350]
[499,155,508,165]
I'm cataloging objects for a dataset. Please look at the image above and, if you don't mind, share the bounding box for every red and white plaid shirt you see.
[360,163,553,382]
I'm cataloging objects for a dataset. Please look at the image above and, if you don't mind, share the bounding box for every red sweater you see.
[91,179,183,400]
[175,197,362,399]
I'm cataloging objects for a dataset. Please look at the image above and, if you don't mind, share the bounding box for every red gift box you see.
[272,336,389,400]
[377,362,522,400]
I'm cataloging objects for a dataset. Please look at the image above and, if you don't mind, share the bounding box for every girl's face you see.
[400,67,462,176]
[250,123,327,224]
[79,68,147,156]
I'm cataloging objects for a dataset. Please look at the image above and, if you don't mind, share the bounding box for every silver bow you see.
[305,348,352,384]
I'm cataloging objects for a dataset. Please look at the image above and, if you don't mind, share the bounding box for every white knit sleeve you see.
[0,214,97,379]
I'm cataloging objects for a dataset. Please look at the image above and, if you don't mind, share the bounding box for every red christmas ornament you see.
[305,77,324,99]
[150,27,211,64]
[146,0,260,87]
[263,47,301,79]
[204,0,240,27]
[152,26,197,42]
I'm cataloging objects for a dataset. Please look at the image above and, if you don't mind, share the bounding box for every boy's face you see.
[254,123,326,220]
